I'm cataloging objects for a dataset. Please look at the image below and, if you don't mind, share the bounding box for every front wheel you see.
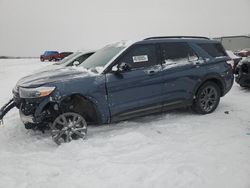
[51,112,87,145]
[192,82,221,114]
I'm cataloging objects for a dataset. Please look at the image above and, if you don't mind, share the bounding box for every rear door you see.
[105,44,163,121]
[160,42,206,109]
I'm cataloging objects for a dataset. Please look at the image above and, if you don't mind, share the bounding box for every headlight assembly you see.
[19,86,55,98]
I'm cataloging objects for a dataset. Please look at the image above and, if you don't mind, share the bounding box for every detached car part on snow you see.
[235,57,250,88]
[0,36,234,145]
[0,99,15,125]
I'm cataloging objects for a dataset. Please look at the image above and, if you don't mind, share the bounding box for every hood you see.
[17,67,96,88]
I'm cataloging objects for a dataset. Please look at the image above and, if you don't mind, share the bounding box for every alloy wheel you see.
[199,86,218,113]
[51,112,87,145]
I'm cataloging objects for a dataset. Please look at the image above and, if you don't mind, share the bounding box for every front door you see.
[105,44,163,121]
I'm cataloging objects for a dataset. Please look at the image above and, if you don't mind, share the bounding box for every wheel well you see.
[197,78,224,97]
[55,94,100,125]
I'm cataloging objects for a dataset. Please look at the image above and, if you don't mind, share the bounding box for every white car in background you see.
[38,51,95,72]
[55,51,95,66]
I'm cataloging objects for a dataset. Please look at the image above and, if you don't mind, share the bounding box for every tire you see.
[192,82,221,114]
[40,58,44,62]
[50,112,87,145]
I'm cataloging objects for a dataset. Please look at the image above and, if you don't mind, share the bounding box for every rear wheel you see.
[51,112,87,145]
[192,82,221,114]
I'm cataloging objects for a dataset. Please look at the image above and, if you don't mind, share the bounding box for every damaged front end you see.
[0,84,58,132]
[15,85,58,131]
[0,66,106,144]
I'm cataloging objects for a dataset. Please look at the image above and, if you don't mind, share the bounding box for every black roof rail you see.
[144,36,210,40]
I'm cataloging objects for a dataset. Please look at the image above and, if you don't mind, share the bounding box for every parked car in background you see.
[235,48,250,57]
[38,51,95,72]
[40,51,59,61]
[54,51,94,67]
[235,57,250,87]
[40,51,73,61]
[0,36,234,144]
[226,50,242,73]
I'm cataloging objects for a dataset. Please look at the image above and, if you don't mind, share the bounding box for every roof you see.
[144,36,210,40]
[136,36,218,45]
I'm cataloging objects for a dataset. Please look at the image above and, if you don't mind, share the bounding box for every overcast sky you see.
[0,0,250,56]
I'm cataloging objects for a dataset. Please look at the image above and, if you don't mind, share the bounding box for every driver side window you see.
[118,44,157,69]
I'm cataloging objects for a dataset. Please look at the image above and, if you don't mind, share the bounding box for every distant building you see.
[214,35,250,51]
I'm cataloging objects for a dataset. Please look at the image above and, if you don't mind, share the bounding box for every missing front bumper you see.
[19,110,35,124]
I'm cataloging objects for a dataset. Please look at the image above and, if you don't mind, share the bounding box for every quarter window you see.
[160,42,198,62]
[197,43,227,58]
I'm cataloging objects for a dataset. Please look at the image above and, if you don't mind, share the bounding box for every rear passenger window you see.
[118,44,157,69]
[161,42,198,64]
[198,43,227,58]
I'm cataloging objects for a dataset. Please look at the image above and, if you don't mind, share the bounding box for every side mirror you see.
[118,62,131,72]
[112,62,131,73]
[73,61,80,66]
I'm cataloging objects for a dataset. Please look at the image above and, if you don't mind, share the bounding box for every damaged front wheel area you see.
[51,112,87,145]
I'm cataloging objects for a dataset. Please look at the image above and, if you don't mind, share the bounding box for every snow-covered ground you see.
[0,59,250,188]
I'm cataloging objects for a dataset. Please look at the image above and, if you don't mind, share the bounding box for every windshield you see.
[79,45,125,71]
[54,52,81,65]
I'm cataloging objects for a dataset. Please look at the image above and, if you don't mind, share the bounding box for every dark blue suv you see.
[0,36,234,144]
